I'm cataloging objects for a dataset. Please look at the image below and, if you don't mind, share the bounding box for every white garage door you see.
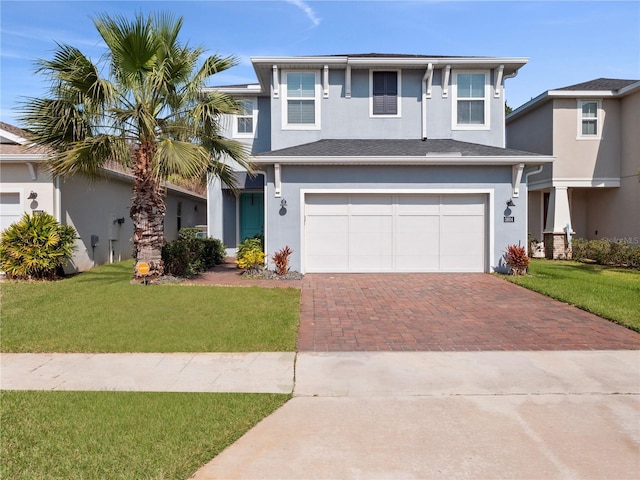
[304,193,486,273]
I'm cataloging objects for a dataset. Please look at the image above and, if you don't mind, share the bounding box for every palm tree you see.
[20,12,252,280]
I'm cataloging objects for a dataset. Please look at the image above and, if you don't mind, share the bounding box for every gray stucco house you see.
[506,78,640,258]
[0,122,207,272]
[207,54,553,273]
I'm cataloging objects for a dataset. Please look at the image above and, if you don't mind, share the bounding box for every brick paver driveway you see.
[297,273,640,351]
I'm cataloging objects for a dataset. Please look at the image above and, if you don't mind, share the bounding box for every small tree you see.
[0,212,77,280]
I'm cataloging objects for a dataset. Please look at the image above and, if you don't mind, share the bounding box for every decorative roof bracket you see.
[494,65,504,98]
[345,65,352,99]
[323,65,329,98]
[274,163,282,197]
[272,65,279,98]
[442,65,451,98]
[512,163,525,198]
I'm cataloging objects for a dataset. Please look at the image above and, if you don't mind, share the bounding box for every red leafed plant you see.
[504,244,530,276]
[273,246,293,276]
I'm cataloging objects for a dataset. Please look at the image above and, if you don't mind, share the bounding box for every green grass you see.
[1,390,288,480]
[0,261,300,352]
[504,259,640,331]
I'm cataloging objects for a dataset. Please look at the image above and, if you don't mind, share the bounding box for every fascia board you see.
[0,154,48,162]
[202,85,265,95]
[0,129,29,145]
[547,90,617,98]
[506,91,550,122]
[617,81,640,96]
[253,155,554,166]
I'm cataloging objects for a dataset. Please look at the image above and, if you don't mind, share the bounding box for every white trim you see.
[232,97,258,139]
[511,163,524,198]
[254,155,553,166]
[323,65,329,99]
[345,65,352,99]
[451,69,491,131]
[369,69,402,118]
[553,178,620,188]
[272,65,279,98]
[0,128,28,145]
[442,65,451,98]
[494,65,504,98]
[299,188,494,274]
[274,163,282,197]
[281,70,321,130]
[576,99,602,140]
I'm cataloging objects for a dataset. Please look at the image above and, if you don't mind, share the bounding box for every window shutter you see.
[373,71,398,115]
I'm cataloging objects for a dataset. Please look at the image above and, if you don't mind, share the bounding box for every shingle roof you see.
[257,139,539,158]
[556,78,638,92]
[0,121,29,140]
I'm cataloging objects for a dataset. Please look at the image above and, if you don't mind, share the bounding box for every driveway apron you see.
[297,273,640,351]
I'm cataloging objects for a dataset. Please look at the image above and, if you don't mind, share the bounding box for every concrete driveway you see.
[298,273,640,351]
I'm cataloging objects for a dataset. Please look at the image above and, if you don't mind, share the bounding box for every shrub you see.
[236,237,265,274]
[272,246,293,276]
[0,212,77,280]
[571,238,640,269]
[503,244,530,276]
[162,229,226,277]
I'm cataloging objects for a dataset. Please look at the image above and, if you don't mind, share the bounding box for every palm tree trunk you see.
[130,142,165,280]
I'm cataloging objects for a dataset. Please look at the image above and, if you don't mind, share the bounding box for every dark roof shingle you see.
[556,78,638,92]
[257,139,539,157]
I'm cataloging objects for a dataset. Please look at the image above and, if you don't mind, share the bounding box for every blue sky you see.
[1,0,639,126]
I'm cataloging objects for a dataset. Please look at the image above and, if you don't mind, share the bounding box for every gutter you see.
[422,64,433,140]
[253,155,554,166]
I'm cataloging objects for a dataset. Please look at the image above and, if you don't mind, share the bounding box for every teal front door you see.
[239,192,264,242]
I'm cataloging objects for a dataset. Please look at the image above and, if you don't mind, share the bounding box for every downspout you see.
[54,176,62,222]
[421,63,433,140]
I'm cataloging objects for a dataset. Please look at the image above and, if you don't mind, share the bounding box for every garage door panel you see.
[305,193,486,273]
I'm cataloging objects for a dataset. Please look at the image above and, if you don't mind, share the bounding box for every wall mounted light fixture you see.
[506,199,516,207]
[27,191,38,200]
[280,199,287,208]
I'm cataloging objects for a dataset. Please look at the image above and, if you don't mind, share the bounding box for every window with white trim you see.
[370,70,401,117]
[452,71,489,129]
[233,98,257,138]
[282,71,320,129]
[578,100,600,138]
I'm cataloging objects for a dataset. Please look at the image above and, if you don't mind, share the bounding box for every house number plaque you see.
[504,216,515,223]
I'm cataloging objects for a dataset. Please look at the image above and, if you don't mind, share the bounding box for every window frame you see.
[281,70,321,130]
[369,69,402,118]
[232,97,258,139]
[451,69,490,131]
[577,99,601,140]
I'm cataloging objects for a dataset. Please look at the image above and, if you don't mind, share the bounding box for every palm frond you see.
[46,134,130,178]
[153,138,212,180]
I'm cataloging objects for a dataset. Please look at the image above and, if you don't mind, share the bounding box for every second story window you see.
[283,71,320,129]
[578,100,600,138]
[370,70,400,117]
[453,71,489,129]
[233,98,257,138]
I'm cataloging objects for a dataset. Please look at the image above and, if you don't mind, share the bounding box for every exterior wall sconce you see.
[506,199,516,207]
[280,199,287,208]
[27,191,38,199]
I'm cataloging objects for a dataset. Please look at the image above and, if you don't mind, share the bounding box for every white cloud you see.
[284,0,321,27]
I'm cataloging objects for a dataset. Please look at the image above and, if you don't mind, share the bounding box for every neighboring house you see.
[207,53,553,273]
[506,78,640,258]
[0,122,207,272]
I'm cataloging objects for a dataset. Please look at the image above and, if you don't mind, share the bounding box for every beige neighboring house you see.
[506,78,640,258]
[0,122,207,273]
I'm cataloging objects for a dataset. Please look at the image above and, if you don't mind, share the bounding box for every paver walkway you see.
[297,273,640,351]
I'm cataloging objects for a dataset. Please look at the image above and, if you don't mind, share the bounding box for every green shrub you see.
[0,212,77,280]
[236,237,265,274]
[571,238,640,269]
[162,229,226,278]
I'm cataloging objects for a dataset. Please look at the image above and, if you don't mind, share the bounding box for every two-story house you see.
[506,78,640,258]
[207,54,552,273]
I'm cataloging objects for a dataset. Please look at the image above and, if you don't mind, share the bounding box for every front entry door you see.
[239,192,264,242]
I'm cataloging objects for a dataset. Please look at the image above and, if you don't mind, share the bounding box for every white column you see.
[545,186,572,233]
[208,176,224,241]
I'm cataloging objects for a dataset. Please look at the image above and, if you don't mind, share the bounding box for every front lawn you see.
[504,259,640,331]
[0,261,300,352]
[1,390,288,480]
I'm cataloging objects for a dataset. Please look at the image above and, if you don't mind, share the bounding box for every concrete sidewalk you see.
[193,350,640,480]
[2,350,639,479]
[0,352,295,393]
